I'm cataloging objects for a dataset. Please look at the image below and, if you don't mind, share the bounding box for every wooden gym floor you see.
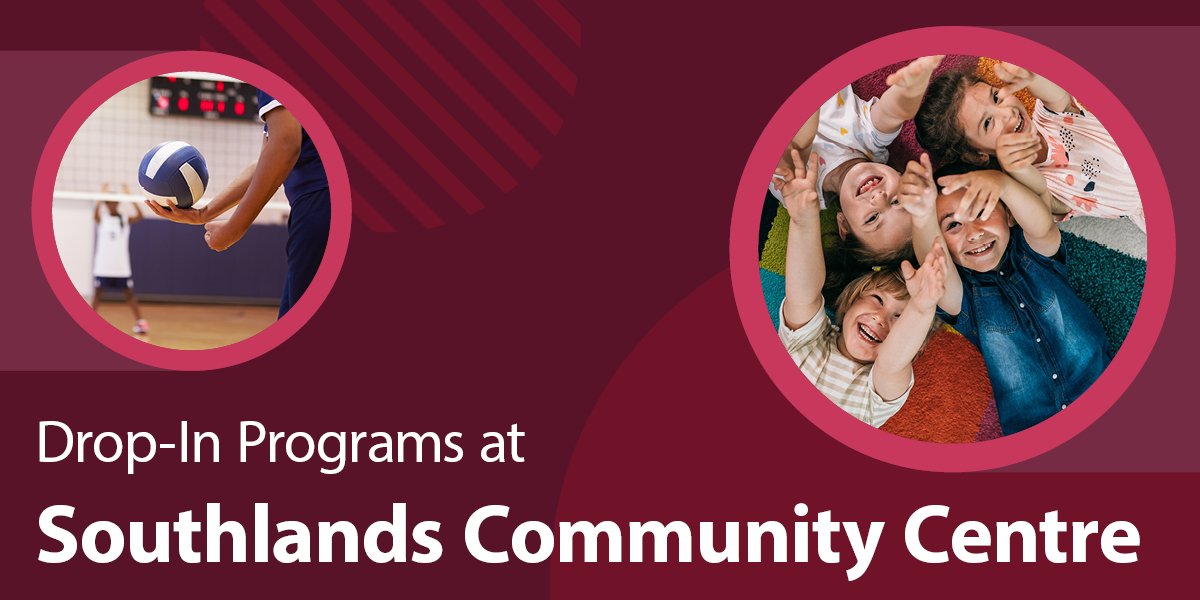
[95,302,278,350]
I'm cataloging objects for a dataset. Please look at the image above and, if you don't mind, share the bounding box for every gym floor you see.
[94,302,278,350]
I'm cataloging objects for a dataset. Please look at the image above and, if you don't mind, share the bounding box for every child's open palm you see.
[901,240,948,313]
[774,149,820,222]
[996,130,1043,172]
[898,153,937,219]
[886,55,945,92]
[939,170,1008,222]
[994,61,1036,101]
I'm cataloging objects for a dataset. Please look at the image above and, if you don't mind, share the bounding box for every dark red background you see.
[1,4,1196,597]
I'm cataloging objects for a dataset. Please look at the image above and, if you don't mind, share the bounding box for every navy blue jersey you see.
[258,90,328,202]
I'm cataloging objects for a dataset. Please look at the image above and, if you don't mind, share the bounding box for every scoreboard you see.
[149,75,259,121]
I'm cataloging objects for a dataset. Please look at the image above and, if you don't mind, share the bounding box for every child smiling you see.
[915,62,1144,232]
[899,155,1110,434]
[772,56,945,261]
[777,149,946,427]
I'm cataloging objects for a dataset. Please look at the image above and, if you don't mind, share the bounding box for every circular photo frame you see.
[730,27,1174,471]
[33,51,352,370]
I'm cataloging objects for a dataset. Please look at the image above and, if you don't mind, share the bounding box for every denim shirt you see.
[938,227,1110,435]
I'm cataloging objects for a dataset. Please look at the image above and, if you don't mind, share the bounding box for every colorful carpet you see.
[759,56,1146,442]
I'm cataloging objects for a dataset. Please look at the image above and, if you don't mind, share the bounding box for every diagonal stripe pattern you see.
[201,0,581,231]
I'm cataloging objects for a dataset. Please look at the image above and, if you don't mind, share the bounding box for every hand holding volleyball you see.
[143,199,208,225]
[138,141,208,209]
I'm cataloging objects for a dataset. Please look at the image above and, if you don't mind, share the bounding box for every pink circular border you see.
[33,51,352,371]
[729,27,1175,472]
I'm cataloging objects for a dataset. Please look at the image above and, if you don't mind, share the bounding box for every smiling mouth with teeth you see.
[857,323,883,344]
[858,176,883,196]
[965,240,995,256]
[1013,113,1025,134]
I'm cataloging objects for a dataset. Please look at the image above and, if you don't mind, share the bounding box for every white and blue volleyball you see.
[138,141,209,209]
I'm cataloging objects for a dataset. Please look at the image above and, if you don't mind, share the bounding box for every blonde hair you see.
[832,266,942,356]
[833,267,909,327]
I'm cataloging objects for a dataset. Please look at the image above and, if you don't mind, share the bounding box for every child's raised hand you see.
[885,55,945,92]
[774,149,820,222]
[996,131,1043,172]
[938,170,1008,222]
[901,239,948,313]
[994,61,1037,101]
[898,153,937,219]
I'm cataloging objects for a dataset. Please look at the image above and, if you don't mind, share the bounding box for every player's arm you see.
[95,182,109,223]
[873,55,944,134]
[123,184,145,224]
[143,161,255,225]
[203,162,256,221]
[203,107,303,251]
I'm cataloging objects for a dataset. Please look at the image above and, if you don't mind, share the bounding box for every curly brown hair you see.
[915,70,991,167]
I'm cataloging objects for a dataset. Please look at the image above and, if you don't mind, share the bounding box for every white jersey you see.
[93,212,132,278]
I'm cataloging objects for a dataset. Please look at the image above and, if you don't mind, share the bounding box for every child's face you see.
[955,82,1032,157]
[935,189,1013,272]
[836,161,911,254]
[838,287,908,363]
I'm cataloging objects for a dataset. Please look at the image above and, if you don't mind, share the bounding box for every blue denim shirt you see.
[938,227,1110,435]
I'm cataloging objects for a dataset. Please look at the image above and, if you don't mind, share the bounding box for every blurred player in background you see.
[93,183,149,335]
[146,89,330,318]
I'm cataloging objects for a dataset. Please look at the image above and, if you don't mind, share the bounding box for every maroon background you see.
[1,3,1197,597]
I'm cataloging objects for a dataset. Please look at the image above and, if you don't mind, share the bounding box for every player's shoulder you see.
[258,90,283,120]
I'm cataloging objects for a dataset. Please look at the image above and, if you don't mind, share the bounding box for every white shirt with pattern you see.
[771,85,901,207]
[1033,98,1144,232]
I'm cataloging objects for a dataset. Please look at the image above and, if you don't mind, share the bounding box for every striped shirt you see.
[778,300,911,427]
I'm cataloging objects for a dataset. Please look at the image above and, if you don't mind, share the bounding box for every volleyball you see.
[138,141,209,209]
